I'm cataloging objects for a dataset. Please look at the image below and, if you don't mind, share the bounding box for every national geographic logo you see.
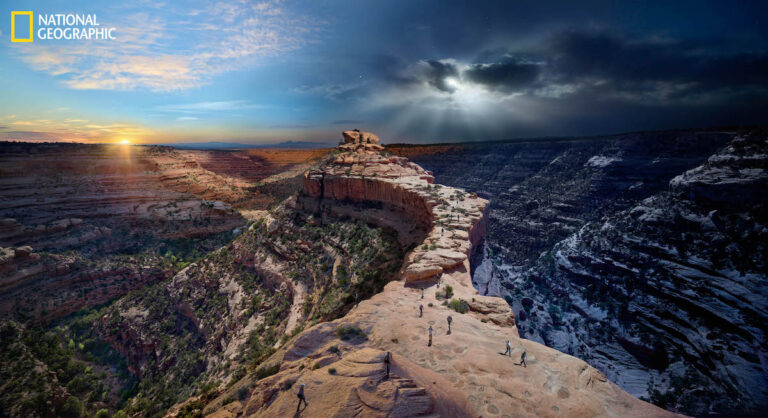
[10,11,32,42]
[11,12,117,42]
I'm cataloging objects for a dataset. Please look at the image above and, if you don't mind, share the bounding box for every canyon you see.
[394,129,768,415]
[0,143,325,322]
[1,128,765,417]
[197,131,670,417]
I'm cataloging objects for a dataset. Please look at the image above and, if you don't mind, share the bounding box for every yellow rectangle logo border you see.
[11,11,34,43]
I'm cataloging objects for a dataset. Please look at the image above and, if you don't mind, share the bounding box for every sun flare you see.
[119,139,131,145]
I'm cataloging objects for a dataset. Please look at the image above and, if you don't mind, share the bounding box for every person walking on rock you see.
[421,288,424,299]
[296,383,308,412]
[520,349,527,367]
[428,325,433,347]
[447,315,453,334]
[504,340,512,356]
[419,304,423,317]
[384,352,391,380]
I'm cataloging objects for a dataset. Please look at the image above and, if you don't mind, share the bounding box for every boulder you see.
[14,246,33,258]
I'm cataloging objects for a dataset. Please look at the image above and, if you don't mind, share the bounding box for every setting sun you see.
[119,139,131,145]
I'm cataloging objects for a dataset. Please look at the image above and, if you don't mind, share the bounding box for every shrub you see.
[436,285,454,300]
[281,379,294,391]
[448,298,469,314]
[237,385,250,400]
[328,368,337,375]
[335,326,367,341]
[329,345,340,354]
[254,363,280,380]
[58,396,84,418]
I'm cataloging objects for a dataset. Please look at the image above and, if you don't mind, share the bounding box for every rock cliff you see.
[391,129,766,415]
[202,132,671,417]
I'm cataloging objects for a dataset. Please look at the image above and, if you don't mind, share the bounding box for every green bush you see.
[59,396,84,418]
[328,368,337,375]
[436,285,454,300]
[448,298,469,314]
[254,363,280,380]
[237,385,250,401]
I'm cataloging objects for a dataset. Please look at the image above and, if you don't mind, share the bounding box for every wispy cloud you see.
[157,100,258,113]
[176,116,199,121]
[14,1,321,91]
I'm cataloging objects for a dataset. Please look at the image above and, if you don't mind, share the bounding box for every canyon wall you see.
[201,132,672,417]
[393,129,767,414]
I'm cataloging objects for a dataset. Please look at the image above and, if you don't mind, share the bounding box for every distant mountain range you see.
[154,140,335,150]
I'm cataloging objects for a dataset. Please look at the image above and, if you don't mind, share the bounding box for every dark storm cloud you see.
[542,30,768,100]
[424,60,459,93]
[464,58,542,92]
[410,29,768,103]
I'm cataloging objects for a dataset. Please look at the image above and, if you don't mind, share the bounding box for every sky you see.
[1,0,767,144]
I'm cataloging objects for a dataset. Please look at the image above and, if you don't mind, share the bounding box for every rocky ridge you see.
[201,131,672,417]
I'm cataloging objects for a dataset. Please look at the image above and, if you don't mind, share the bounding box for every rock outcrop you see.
[304,139,486,284]
[204,131,672,417]
[338,130,385,152]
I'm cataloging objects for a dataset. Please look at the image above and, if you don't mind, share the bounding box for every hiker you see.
[504,340,512,356]
[447,315,453,334]
[296,383,308,411]
[520,350,527,367]
[428,325,433,346]
[384,352,391,380]
[421,288,424,299]
[441,227,444,236]
[419,304,423,317]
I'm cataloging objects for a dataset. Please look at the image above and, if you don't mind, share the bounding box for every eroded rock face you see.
[203,131,671,417]
[338,130,385,152]
[305,132,485,284]
[395,130,766,415]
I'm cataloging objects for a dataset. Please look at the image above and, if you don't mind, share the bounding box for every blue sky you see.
[1,0,767,144]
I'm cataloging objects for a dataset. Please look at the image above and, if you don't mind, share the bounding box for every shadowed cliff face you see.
[393,130,768,415]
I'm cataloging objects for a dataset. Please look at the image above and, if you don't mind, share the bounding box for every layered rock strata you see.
[204,132,672,417]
